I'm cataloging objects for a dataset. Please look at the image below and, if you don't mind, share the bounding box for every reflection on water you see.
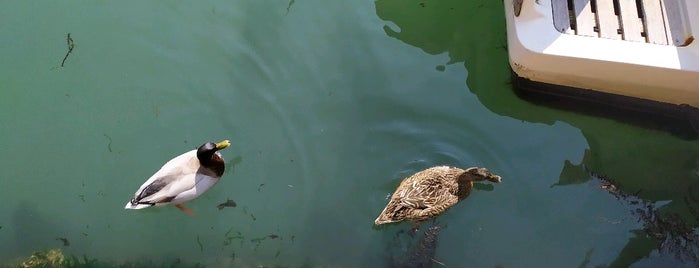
[376,0,699,266]
[591,173,699,266]
[387,222,444,268]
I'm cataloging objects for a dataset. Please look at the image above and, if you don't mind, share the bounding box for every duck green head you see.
[197,140,230,162]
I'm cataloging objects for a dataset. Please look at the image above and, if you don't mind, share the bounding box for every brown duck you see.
[375,166,501,225]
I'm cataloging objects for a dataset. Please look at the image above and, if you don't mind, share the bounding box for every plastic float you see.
[504,0,699,134]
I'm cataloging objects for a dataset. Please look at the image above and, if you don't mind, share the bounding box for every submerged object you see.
[216,199,237,210]
[389,223,444,268]
[55,237,70,247]
[375,166,501,225]
[125,140,231,215]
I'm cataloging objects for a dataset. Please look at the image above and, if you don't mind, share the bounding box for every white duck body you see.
[125,140,229,213]
[124,150,220,209]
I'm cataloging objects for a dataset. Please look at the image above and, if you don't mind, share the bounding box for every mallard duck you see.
[124,140,231,215]
[375,166,501,225]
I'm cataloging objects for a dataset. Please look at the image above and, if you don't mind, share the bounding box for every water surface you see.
[1,0,698,267]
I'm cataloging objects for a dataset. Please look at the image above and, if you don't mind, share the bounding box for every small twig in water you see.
[431,258,446,266]
[103,134,113,152]
[196,235,204,251]
[61,33,75,67]
[285,0,296,15]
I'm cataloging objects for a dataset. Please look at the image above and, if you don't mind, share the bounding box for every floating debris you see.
[103,134,113,152]
[257,183,265,192]
[250,237,266,243]
[216,199,237,210]
[223,228,244,246]
[250,235,271,251]
[56,237,70,247]
[60,33,74,67]
[223,235,244,246]
[268,234,279,239]
[285,0,296,15]
[196,235,203,252]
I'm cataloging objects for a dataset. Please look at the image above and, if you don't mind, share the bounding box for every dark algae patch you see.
[56,237,70,247]
[216,199,237,210]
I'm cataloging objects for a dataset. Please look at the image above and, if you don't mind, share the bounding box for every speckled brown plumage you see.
[375,166,502,225]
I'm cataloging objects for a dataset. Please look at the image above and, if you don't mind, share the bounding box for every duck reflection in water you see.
[388,222,446,268]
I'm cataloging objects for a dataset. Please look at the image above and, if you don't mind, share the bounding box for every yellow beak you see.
[216,140,231,150]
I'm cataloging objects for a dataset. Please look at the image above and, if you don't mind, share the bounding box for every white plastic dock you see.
[505,0,699,107]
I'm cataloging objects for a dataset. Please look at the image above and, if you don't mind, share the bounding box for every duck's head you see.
[462,167,502,183]
[197,140,231,162]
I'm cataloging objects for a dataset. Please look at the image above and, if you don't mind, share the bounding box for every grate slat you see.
[550,0,691,46]
[641,0,669,44]
[596,0,622,39]
[618,0,646,41]
[573,0,598,36]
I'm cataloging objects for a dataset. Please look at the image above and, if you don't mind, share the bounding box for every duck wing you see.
[133,173,197,204]
[393,175,462,221]
[394,176,455,209]
[131,150,199,205]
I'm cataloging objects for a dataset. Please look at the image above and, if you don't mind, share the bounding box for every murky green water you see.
[1,0,698,267]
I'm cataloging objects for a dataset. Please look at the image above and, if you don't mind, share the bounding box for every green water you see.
[1,0,698,267]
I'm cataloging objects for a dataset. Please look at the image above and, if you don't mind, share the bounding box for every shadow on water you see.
[375,0,699,266]
[596,173,699,266]
[386,222,445,268]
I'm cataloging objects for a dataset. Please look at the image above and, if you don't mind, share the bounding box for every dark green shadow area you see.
[375,0,699,266]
